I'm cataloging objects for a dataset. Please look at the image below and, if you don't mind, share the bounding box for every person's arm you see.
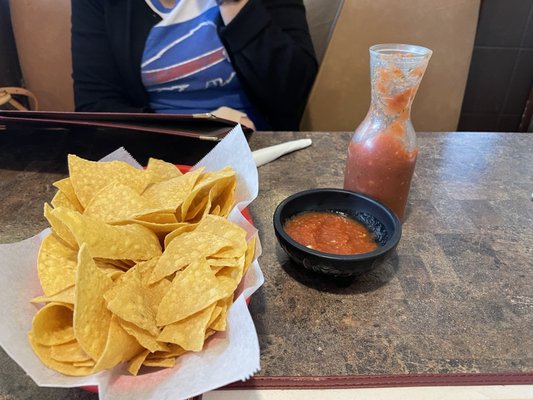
[71,0,149,112]
[218,0,318,130]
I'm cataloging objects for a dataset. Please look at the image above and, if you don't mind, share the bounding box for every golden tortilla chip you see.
[179,167,235,221]
[211,178,237,218]
[150,231,236,284]
[68,155,149,208]
[207,256,243,269]
[145,157,183,184]
[128,220,182,237]
[73,360,96,368]
[163,222,199,249]
[94,260,125,281]
[31,285,75,305]
[51,207,162,261]
[182,192,212,223]
[136,259,172,315]
[142,357,176,368]
[43,203,77,249]
[73,244,114,361]
[84,182,155,224]
[209,295,234,332]
[244,236,257,275]
[142,169,203,212]
[37,233,77,296]
[51,190,83,213]
[52,178,84,212]
[95,258,135,271]
[117,318,168,353]
[215,259,245,297]
[136,212,178,224]
[93,314,143,373]
[28,333,93,376]
[157,304,216,351]
[156,259,227,326]
[148,343,187,359]
[50,340,91,363]
[31,302,75,346]
[127,349,150,376]
[104,266,159,336]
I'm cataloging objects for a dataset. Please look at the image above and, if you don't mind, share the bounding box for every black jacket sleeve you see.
[71,0,151,112]
[218,0,318,130]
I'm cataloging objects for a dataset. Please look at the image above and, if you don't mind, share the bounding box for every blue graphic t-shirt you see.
[141,0,258,123]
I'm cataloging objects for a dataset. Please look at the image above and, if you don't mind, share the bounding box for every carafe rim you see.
[370,43,432,59]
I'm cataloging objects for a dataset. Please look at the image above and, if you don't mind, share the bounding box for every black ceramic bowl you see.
[273,189,402,277]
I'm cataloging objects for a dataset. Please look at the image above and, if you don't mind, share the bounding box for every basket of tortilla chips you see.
[0,126,263,400]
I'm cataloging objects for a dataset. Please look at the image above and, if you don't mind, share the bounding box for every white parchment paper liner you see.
[0,125,264,399]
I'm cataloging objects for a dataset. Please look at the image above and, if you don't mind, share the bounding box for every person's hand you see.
[239,115,256,131]
[210,106,256,131]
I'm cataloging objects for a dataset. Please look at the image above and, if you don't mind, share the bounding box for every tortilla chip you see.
[84,182,156,224]
[51,207,162,261]
[31,302,75,346]
[156,259,227,326]
[93,314,143,373]
[28,333,93,376]
[30,285,75,305]
[117,318,168,353]
[142,169,203,212]
[179,167,235,221]
[145,158,183,184]
[150,231,236,283]
[73,244,114,360]
[157,304,216,351]
[50,340,91,363]
[163,222,199,249]
[51,190,83,213]
[43,203,77,249]
[127,349,150,376]
[52,178,84,212]
[104,266,159,336]
[68,155,149,207]
[209,295,234,332]
[37,233,77,296]
[142,357,176,368]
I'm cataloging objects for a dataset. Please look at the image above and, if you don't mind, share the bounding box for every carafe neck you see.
[368,43,431,122]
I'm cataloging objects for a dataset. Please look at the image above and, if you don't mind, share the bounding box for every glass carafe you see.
[343,43,432,221]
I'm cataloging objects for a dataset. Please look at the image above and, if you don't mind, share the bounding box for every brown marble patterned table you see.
[0,127,531,398]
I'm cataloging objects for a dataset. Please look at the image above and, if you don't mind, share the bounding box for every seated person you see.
[71,0,318,130]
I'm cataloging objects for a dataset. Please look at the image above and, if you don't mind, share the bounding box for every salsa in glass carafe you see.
[344,43,432,221]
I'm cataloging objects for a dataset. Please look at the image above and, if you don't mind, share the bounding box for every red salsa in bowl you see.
[284,211,378,255]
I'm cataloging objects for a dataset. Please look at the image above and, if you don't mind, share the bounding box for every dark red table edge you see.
[188,373,533,399]
[222,372,533,389]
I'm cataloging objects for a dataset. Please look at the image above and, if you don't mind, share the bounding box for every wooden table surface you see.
[0,127,532,398]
